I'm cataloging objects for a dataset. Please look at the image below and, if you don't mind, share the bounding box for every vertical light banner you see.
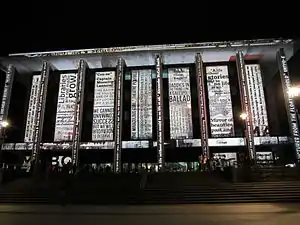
[54,73,78,142]
[131,70,139,139]
[31,61,50,162]
[71,60,86,166]
[138,69,153,139]
[131,69,153,139]
[195,54,209,158]
[113,58,124,173]
[92,71,115,141]
[0,65,15,149]
[277,48,300,159]
[156,55,164,171]
[168,67,193,139]
[206,65,234,137]
[236,52,255,161]
[245,64,269,136]
[24,75,41,142]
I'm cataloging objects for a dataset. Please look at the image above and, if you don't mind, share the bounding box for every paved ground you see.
[0,203,300,225]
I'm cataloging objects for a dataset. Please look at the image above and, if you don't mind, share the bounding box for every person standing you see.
[0,164,4,185]
[199,155,203,172]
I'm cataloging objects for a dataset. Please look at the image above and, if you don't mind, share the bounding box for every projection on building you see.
[206,66,234,137]
[131,69,153,139]
[92,71,115,141]
[168,67,193,139]
[24,75,41,142]
[54,73,78,142]
[245,64,269,136]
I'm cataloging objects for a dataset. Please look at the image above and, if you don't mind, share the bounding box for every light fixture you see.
[240,113,248,120]
[0,121,9,128]
[288,86,300,98]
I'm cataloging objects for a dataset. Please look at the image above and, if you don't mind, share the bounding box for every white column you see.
[195,54,209,158]
[71,59,87,166]
[31,61,50,163]
[113,58,124,173]
[277,48,300,160]
[155,55,165,171]
[236,52,256,162]
[0,64,15,150]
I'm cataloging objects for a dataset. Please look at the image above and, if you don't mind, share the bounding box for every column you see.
[31,61,50,163]
[0,65,15,149]
[277,48,300,160]
[113,58,124,173]
[236,52,256,162]
[155,55,165,171]
[195,54,209,158]
[71,59,87,167]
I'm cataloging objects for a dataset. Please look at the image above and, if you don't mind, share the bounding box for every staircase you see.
[142,172,300,204]
[251,166,300,181]
[146,171,229,189]
[0,171,300,204]
[0,173,142,204]
[70,173,141,204]
[0,192,52,204]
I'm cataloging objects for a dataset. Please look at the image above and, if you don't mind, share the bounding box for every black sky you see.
[1,2,299,56]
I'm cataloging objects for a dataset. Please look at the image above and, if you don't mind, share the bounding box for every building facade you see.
[0,39,299,172]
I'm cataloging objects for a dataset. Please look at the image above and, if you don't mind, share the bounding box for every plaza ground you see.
[0,203,300,225]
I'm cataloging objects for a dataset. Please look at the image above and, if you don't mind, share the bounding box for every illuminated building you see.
[0,39,299,172]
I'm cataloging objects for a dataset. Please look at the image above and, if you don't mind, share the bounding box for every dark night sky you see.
[0,2,299,56]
